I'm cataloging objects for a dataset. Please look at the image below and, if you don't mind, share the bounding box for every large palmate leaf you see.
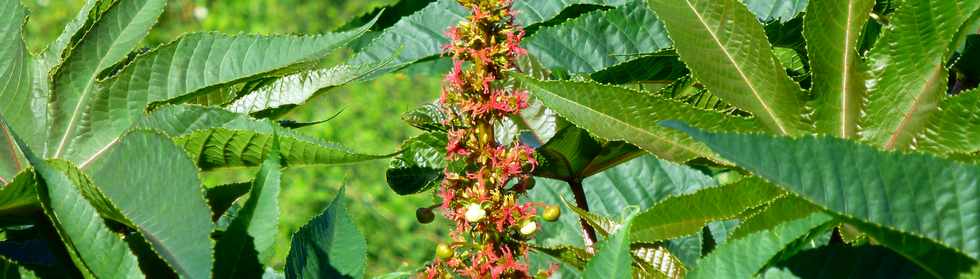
[517,76,761,163]
[85,130,213,278]
[668,122,980,260]
[129,105,387,170]
[914,89,980,156]
[47,0,166,159]
[63,19,376,166]
[860,0,980,149]
[687,213,834,279]
[805,0,875,138]
[285,187,367,278]
[0,0,44,159]
[348,0,633,78]
[630,177,784,243]
[647,0,807,135]
[214,137,282,277]
[3,117,142,278]
[523,1,672,75]
[523,0,807,80]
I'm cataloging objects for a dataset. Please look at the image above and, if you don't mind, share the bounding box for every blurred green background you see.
[23,0,446,275]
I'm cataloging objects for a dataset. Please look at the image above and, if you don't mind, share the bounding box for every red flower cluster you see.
[424,0,552,278]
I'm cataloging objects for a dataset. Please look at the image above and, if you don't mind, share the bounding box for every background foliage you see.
[21,0,444,275]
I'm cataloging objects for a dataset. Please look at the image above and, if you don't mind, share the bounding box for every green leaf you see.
[0,169,38,216]
[496,96,559,147]
[205,182,251,221]
[349,0,632,77]
[531,244,591,269]
[285,186,367,279]
[534,125,643,181]
[687,213,834,279]
[561,196,619,237]
[667,121,980,260]
[583,216,634,279]
[346,0,467,75]
[647,0,807,135]
[851,223,977,278]
[0,0,44,158]
[743,0,808,23]
[67,19,376,165]
[176,128,386,170]
[227,60,388,115]
[914,89,980,156]
[523,1,672,75]
[630,177,784,243]
[518,75,761,163]
[47,0,167,159]
[131,105,388,170]
[583,156,717,217]
[42,0,106,66]
[336,0,435,33]
[631,243,685,279]
[511,0,628,27]
[85,130,213,278]
[773,245,926,278]
[860,0,980,149]
[401,104,446,132]
[385,132,446,195]
[805,0,875,138]
[214,136,283,276]
[525,155,716,267]
[729,195,821,240]
[3,116,142,278]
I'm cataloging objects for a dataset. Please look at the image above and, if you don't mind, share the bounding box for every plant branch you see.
[568,178,598,254]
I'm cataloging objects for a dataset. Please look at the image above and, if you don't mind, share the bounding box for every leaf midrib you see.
[53,0,159,158]
[683,0,790,135]
[839,1,858,138]
[883,63,944,149]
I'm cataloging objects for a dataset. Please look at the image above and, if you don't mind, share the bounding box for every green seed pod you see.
[416,207,435,224]
[542,205,561,222]
[436,243,454,260]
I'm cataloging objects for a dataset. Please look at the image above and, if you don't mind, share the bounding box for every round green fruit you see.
[436,243,454,259]
[416,207,435,224]
[542,205,561,222]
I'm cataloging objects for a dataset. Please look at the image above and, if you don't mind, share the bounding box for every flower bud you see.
[436,243,454,260]
[416,207,435,224]
[542,205,561,222]
[519,220,538,235]
[464,203,486,222]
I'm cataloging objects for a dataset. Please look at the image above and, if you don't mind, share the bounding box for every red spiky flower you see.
[423,0,554,278]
